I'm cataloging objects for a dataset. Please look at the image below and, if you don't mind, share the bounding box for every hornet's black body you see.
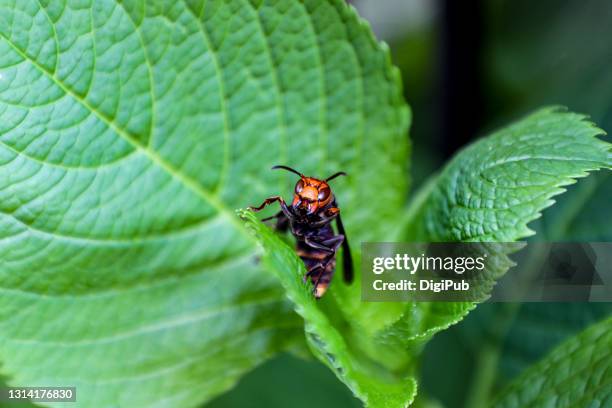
[249,166,353,298]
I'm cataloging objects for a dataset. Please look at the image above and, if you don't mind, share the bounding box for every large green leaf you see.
[0,0,408,406]
[494,316,612,407]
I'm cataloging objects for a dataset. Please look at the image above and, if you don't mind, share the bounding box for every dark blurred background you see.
[208,1,612,407]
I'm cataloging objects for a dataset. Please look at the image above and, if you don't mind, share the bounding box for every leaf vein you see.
[0,30,251,242]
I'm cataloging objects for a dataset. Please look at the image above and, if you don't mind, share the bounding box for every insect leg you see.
[303,263,327,298]
[306,208,340,228]
[304,263,324,281]
[301,255,336,298]
[275,213,290,232]
[261,211,282,222]
[320,235,345,252]
[304,235,344,254]
[260,210,290,233]
[249,196,292,218]
[312,271,324,294]
[312,261,335,299]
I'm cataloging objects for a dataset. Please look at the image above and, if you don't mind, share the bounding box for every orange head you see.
[292,176,332,215]
[272,165,346,216]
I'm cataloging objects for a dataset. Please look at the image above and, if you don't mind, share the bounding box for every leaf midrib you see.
[0,31,253,244]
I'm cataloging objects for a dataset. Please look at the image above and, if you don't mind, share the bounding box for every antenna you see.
[271,165,303,177]
[325,171,347,181]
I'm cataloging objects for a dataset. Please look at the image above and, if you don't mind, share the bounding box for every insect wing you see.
[335,213,353,283]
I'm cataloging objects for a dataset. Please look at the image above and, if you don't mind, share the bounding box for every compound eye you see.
[318,187,330,201]
[295,180,304,193]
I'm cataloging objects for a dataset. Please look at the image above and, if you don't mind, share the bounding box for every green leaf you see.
[240,210,418,408]
[494,316,612,407]
[537,172,612,241]
[403,107,611,242]
[496,302,612,383]
[386,107,612,345]
[0,0,408,406]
